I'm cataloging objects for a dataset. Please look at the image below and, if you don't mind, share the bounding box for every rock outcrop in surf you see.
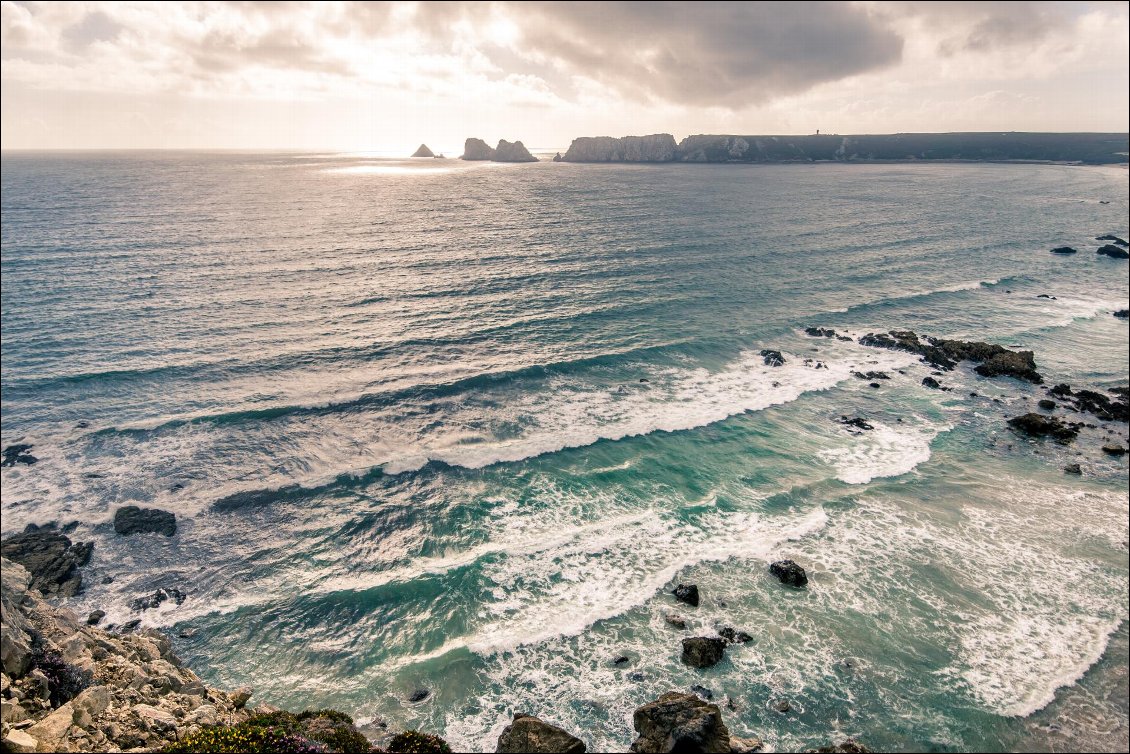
[858,330,1043,383]
[411,144,435,158]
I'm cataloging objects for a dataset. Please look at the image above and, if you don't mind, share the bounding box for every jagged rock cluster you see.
[460,138,537,162]
[1,557,253,753]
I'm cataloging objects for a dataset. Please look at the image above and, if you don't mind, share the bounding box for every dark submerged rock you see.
[859,330,1043,382]
[1050,246,1078,254]
[805,327,837,338]
[1007,413,1080,443]
[674,583,700,607]
[496,714,587,753]
[1115,309,1129,319]
[922,376,943,389]
[1,444,38,467]
[630,691,731,754]
[1098,244,1130,259]
[717,627,752,644]
[130,587,187,611]
[769,560,809,587]
[1096,234,1129,246]
[1038,399,1056,410]
[408,688,430,702]
[681,637,726,668]
[852,371,889,381]
[689,684,714,700]
[0,529,91,596]
[113,506,177,537]
[1064,463,1082,474]
[836,416,874,432]
[760,350,786,367]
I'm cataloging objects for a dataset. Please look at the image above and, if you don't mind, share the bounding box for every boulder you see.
[113,506,176,537]
[921,376,942,389]
[804,327,837,338]
[461,138,495,161]
[133,703,176,732]
[1064,463,1082,475]
[0,529,90,597]
[1,730,38,753]
[1097,244,1130,259]
[730,735,764,753]
[1049,246,1077,254]
[231,685,253,708]
[1101,444,1127,456]
[973,350,1042,384]
[665,614,688,629]
[835,416,873,432]
[717,627,752,644]
[411,144,435,158]
[86,611,105,626]
[769,560,809,587]
[496,714,587,753]
[25,702,74,751]
[630,691,731,753]
[681,638,726,669]
[1007,413,1080,443]
[673,584,700,607]
[409,688,429,702]
[1038,399,1056,410]
[760,350,785,367]
[494,139,538,163]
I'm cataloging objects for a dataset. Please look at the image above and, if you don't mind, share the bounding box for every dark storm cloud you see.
[410,1,905,106]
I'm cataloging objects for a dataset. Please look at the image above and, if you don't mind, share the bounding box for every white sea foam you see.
[819,417,951,485]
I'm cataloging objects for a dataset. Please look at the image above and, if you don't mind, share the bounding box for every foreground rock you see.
[496,714,587,753]
[1097,244,1130,259]
[1007,413,1081,443]
[0,527,92,597]
[682,638,726,668]
[859,330,1042,383]
[769,560,809,587]
[630,692,735,753]
[113,506,176,537]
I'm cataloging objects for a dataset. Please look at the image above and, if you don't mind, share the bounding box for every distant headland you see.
[424,132,1129,164]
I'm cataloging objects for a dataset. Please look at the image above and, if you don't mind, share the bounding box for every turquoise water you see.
[1,153,1127,751]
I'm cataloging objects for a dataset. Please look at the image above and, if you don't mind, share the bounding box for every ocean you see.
[1,152,1127,752]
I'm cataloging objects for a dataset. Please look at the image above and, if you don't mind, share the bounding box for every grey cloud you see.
[61,10,122,49]
[876,2,1068,56]
[410,1,905,107]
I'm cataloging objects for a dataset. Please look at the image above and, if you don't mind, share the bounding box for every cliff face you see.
[493,139,538,163]
[461,138,495,160]
[559,132,1130,164]
[562,134,678,162]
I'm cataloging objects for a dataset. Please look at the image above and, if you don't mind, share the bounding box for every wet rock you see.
[408,688,430,702]
[869,382,881,388]
[0,529,91,597]
[860,330,1042,382]
[852,371,889,380]
[496,713,587,753]
[628,672,646,682]
[1007,413,1080,443]
[130,588,187,612]
[1096,234,1129,246]
[1101,444,1127,456]
[118,619,142,633]
[771,699,791,713]
[760,350,785,367]
[0,444,38,467]
[690,684,713,700]
[87,610,106,626]
[730,735,764,753]
[630,691,731,754]
[1064,463,1082,474]
[805,327,837,338]
[613,656,631,666]
[113,506,177,537]
[1070,389,1129,422]
[973,350,1042,384]
[769,560,809,588]
[835,416,873,431]
[1038,399,1056,410]
[717,627,752,644]
[674,584,700,607]
[1097,244,1130,259]
[922,376,943,389]
[1050,246,1078,254]
[665,614,688,629]
[682,637,726,668]
[1035,294,1057,300]
[1115,309,1129,319]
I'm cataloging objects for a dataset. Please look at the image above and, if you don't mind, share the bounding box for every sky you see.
[1,1,1128,152]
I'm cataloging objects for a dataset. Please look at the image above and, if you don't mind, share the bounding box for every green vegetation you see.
[386,730,453,754]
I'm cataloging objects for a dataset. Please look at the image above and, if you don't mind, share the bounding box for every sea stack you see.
[461,138,495,160]
[493,139,538,162]
[411,144,435,158]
